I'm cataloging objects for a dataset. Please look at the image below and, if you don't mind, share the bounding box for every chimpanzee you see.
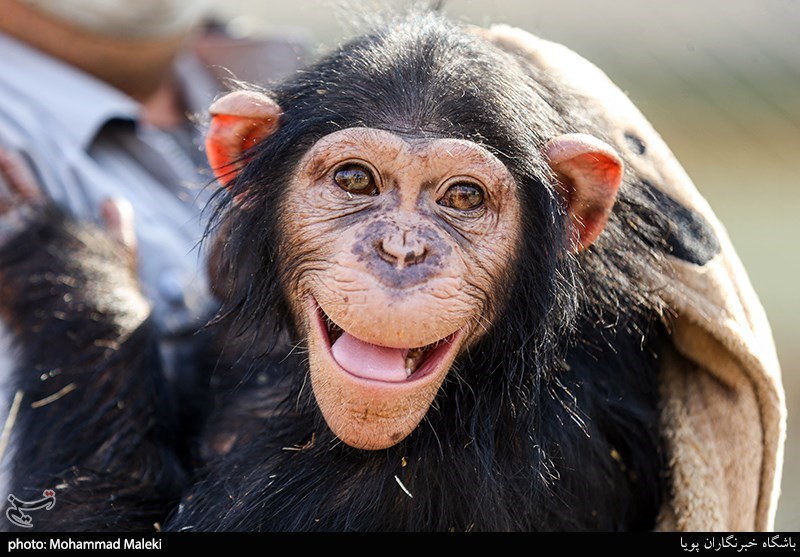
[0,12,717,531]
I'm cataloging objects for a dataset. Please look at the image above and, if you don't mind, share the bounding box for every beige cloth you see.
[478,25,786,531]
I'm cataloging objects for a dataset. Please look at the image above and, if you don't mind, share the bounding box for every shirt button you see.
[157,270,186,307]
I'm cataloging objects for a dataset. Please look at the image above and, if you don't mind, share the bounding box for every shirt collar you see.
[0,33,141,149]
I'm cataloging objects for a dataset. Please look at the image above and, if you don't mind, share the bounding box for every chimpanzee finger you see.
[0,147,45,243]
[99,197,138,267]
[0,147,44,206]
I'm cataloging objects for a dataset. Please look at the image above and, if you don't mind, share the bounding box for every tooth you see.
[404,354,416,377]
[404,348,427,378]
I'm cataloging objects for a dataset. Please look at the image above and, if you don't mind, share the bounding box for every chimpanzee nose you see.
[377,230,428,269]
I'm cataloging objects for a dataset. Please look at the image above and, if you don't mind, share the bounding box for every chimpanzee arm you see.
[0,151,186,531]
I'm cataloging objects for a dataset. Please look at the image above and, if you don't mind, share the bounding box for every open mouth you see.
[306,296,467,449]
[313,299,459,384]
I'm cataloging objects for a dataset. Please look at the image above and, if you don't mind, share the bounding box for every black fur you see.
[0,209,185,531]
[1,12,679,531]
[168,14,672,531]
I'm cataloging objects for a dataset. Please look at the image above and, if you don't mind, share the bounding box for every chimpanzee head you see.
[205,14,625,450]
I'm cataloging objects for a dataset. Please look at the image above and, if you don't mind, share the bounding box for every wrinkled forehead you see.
[298,127,515,184]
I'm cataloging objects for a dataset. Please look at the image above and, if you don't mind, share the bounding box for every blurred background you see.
[212,0,800,529]
[205,0,799,529]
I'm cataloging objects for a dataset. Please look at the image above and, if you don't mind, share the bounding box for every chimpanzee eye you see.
[334,164,377,195]
[438,183,484,211]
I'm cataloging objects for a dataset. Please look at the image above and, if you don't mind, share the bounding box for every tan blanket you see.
[478,25,786,531]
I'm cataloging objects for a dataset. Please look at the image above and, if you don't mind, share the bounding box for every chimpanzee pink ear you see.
[206,90,283,187]
[544,133,623,253]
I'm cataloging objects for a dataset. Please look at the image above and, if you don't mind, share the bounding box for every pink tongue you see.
[331,332,409,382]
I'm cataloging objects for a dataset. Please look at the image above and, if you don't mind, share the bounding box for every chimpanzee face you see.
[279,127,521,449]
[206,89,621,450]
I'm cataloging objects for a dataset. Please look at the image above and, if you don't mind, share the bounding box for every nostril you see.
[404,247,427,266]
[376,236,428,268]
[376,239,398,265]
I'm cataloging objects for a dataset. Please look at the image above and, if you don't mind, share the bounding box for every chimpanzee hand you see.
[0,143,150,349]
[0,147,138,270]
[0,146,185,531]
